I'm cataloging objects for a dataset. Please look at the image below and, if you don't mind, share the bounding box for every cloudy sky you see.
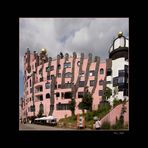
[19,18,129,99]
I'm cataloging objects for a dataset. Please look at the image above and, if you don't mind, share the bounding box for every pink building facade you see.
[20,32,129,124]
[21,50,106,121]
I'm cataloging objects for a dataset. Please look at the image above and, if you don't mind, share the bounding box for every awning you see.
[35,118,40,121]
[46,116,56,120]
[35,116,56,121]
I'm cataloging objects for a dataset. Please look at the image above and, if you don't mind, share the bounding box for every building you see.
[20,32,129,122]
[106,31,129,105]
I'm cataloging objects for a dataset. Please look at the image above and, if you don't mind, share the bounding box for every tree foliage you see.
[69,97,76,116]
[103,87,112,100]
[78,92,93,111]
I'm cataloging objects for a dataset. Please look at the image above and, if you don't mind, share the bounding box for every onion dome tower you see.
[109,31,128,60]
[106,32,129,106]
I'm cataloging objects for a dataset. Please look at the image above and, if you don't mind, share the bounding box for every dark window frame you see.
[56,92,60,97]
[46,93,50,98]
[89,70,95,76]
[99,80,104,85]
[90,80,95,86]
[100,68,104,74]
[64,72,72,78]
[79,81,85,87]
[99,90,103,96]
[78,92,84,98]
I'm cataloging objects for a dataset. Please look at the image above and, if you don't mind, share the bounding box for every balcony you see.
[35,95,43,101]
[34,86,43,96]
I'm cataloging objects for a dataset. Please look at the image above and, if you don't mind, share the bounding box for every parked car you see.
[46,118,57,126]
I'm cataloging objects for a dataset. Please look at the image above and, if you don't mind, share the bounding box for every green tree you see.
[69,97,76,116]
[78,91,93,112]
[37,109,43,117]
[37,103,44,117]
[103,87,112,101]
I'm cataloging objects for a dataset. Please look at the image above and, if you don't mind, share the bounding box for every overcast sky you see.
[19,18,129,99]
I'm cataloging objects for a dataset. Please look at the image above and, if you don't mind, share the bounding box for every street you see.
[19,122,78,131]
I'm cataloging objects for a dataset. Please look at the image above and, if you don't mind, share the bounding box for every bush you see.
[101,121,111,129]
[113,99,122,107]
[97,101,111,118]
[124,124,129,129]
[85,120,94,129]
[85,111,94,121]
[112,117,124,129]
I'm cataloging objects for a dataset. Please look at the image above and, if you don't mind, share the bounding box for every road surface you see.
[19,123,77,131]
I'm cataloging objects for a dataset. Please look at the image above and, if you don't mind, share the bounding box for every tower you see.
[106,32,129,105]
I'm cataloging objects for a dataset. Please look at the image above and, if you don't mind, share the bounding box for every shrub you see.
[85,111,93,121]
[112,116,124,129]
[101,121,111,129]
[97,101,111,118]
[113,99,122,107]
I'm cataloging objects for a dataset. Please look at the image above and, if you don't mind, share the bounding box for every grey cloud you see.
[19,18,129,73]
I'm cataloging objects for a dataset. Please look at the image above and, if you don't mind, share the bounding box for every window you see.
[118,84,125,91]
[113,77,118,87]
[78,92,84,98]
[55,83,57,89]
[64,72,72,78]
[39,68,42,74]
[56,92,60,97]
[79,81,85,87]
[124,89,128,96]
[45,83,50,89]
[30,88,33,93]
[47,75,50,80]
[58,84,61,88]
[50,66,54,71]
[79,71,85,77]
[61,92,64,98]
[39,86,43,92]
[30,79,32,87]
[30,98,31,101]
[99,80,104,85]
[99,90,103,96]
[64,83,72,88]
[46,93,50,98]
[90,80,95,86]
[39,95,43,101]
[57,73,61,77]
[64,92,72,99]
[57,64,61,69]
[46,66,50,72]
[64,62,71,68]
[125,65,129,75]
[118,77,124,84]
[77,61,80,66]
[100,68,104,74]
[26,82,28,87]
[106,81,111,84]
[119,70,125,77]
[56,103,70,110]
[51,75,54,80]
[40,77,43,82]
[107,68,112,76]
[89,70,95,76]
[30,105,35,112]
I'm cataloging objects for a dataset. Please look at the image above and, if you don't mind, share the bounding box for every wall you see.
[100,101,129,126]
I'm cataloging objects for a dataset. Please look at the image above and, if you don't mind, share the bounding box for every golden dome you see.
[118,31,123,37]
[41,48,47,53]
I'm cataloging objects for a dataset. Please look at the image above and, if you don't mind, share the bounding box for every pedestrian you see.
[95,118,101,130]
